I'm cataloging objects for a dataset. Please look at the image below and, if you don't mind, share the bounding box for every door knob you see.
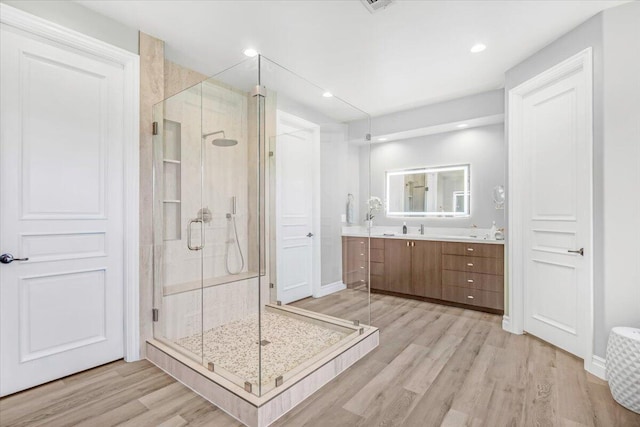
[568,248,584,256]
[0,253,29,264]
[306,232,314,237]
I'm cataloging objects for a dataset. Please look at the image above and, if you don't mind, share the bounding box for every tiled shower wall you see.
[139,32,164,357]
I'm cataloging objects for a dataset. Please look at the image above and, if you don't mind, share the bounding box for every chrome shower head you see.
[212,138,238,147]
[202,130,238,147]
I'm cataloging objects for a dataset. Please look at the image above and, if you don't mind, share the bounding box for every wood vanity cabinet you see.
[342,236,368,288]
[369,237,386,291]
[411,240,442,299]
[342,236,504,314]
[374,238,441,299]
[381,239,411,293]
[441,242,504,311]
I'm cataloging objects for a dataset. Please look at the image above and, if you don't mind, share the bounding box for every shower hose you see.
[226,214,245,275]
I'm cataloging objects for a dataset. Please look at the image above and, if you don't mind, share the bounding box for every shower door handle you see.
[187,218,204,251]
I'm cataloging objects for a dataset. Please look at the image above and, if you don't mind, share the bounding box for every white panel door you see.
[275,114,319,304]
[520,60,591,357]
[0,25,125,395]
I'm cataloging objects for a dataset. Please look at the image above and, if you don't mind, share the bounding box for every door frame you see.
[0,4,141,361]
[274,110,321,302]
[506,48,597,376]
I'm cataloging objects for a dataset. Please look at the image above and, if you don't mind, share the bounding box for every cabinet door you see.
[412,240,442,299]
[384,239,412,293]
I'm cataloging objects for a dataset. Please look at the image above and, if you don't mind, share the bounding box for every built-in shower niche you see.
[162,119,181,241]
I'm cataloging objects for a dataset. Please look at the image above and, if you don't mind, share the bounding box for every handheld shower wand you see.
[225,196,245,275]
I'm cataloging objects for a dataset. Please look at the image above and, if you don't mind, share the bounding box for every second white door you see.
[510,49,592,358]
[275,112,320,304]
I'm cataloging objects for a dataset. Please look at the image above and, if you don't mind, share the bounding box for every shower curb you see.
[147,326,379,426]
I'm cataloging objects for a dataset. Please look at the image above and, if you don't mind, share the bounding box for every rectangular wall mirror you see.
[386,164,470,217]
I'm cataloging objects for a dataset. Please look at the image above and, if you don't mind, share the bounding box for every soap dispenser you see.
[402,222,407,235]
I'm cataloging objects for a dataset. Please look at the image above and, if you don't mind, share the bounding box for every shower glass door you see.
[152,83,205,366]
[152,57,263,395]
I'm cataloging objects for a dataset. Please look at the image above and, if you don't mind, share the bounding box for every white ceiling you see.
[78,0,626,117]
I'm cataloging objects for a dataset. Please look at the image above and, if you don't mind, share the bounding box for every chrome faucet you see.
[420,224,425,235]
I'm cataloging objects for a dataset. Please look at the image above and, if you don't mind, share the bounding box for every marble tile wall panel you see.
[139,32,165,356]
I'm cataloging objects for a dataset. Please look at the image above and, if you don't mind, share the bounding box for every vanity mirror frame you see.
[385,163,471,218]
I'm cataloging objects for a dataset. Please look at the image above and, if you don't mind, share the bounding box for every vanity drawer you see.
[442,270,504,293]
[371,238,385,249]
[442,286,504,311]
[442,242,503,258]
[442,255,504,275]
[370,248,384,263]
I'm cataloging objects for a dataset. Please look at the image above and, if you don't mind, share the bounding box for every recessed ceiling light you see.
[243,48,258,57]
[322,91,333,98]
[457,124,469,128]
[378,137,388,142]
[470,43,486,53]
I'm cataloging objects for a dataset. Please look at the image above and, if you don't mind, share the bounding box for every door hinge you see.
[251,85,266,98]
[269,282,274,289]
[152,308,159,322]
[152,122,158,135]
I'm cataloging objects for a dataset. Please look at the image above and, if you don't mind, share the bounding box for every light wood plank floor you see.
[1,291,638,427]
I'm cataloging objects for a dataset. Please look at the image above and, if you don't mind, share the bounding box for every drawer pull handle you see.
[467,263,474,267]
[467,279,474,283]
[467,248,474,251]
[360,266,365,269]
[360,253,364,256]
[467,295,474,299]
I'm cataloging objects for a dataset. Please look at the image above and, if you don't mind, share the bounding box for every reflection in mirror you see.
[386,164,470,217]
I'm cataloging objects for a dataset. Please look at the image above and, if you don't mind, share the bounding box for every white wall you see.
[1,1,138,53]
[601,2,640,355]
[276,95,364,287]
[349,89,503,140]
[505,1,640,357]
[320,124,360,285]
[363,124,505,230]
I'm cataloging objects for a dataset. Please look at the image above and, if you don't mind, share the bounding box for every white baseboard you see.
[313,281,346,298]
[586,355,607,381]
[502,315,524,335]
[502,315,511,331]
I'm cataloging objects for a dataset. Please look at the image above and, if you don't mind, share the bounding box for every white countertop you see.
[342,226,505,245]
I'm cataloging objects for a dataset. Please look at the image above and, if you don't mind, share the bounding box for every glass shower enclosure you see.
[152,55,371,397]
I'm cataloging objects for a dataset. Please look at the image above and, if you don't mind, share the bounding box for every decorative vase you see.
[606,327,640,414]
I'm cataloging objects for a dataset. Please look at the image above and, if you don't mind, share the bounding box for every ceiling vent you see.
[361,0,396,14]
